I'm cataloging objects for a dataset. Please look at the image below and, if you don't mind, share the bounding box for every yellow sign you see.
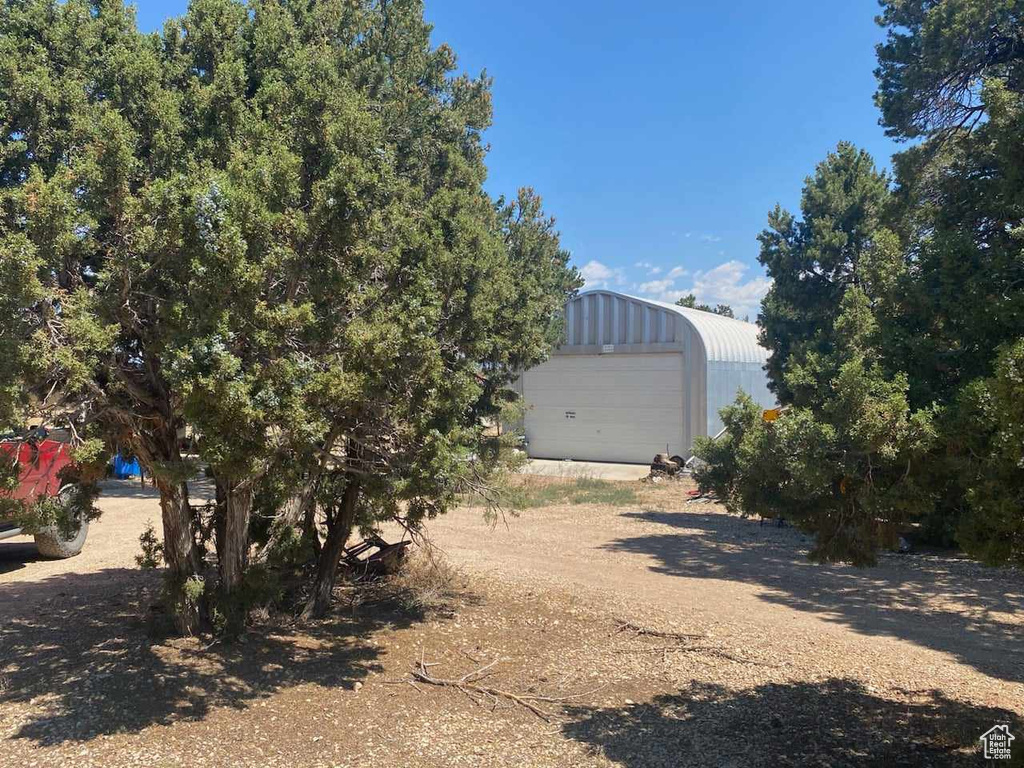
[762,408,783,423]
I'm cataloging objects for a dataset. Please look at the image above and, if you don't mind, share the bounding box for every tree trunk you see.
[218,478,255,634]
[302,478,360,620]
[214,478,226,567]
[136,423,203,635]
[256,473,319,563]
[156,478,203,634]
[303,494,322,558]
[219,480,254,591]
[257,428,342,563]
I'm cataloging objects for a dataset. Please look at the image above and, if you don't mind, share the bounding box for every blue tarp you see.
[113,453,141,479]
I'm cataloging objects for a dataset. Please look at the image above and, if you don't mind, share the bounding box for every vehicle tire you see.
[34,517,89,558]
[34,486,89,558]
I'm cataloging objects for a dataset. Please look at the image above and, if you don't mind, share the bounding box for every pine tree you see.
[757,142,893,404]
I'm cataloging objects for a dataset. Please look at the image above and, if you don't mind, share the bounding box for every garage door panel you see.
[527,406,680,430]
[528,393,679,411]
[522,353,685,464]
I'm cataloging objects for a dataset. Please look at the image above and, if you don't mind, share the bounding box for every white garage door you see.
[522,353,685,464]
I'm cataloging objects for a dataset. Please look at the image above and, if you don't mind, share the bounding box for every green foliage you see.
[262,523,314,569]
[953,340,1024,566]
[0,235,44,428]
[692,392,762,512]
[674,294,734,317]
[161,571,208,632]
[705,1,1024,567]
[0,0,578,622]
[698,292,936,565]
[182,576,206,602]
[875,0,1024,138]
[136,523,164,569]
[13,483,101,539]
[873,2,1024,563]
[757,142,893,404]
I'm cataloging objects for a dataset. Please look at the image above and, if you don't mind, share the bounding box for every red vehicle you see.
[0,432,90,558]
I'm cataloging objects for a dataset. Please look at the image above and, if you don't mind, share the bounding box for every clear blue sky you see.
[134,1,898,319]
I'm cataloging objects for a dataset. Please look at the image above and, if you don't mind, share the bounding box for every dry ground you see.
[0,477,1021,767]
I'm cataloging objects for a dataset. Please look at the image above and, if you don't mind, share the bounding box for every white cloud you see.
[647,266,662,276]
[633,260,653,269]
[633,259,771,320]
[580,259,626,289]
[700,234,722,243]
[686,260,771,318]
[638,278,675,295]
[667,266,689,279]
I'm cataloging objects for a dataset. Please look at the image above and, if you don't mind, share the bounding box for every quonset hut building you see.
[516,290,776,464]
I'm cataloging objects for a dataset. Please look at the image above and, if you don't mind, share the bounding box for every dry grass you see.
[465,471,640,511]
[383,547,470,617]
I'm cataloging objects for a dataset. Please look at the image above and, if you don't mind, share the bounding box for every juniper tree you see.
[696,289,935,566]
[875,0,1024,559]
[0,0,208,629]
[0,0,579,629]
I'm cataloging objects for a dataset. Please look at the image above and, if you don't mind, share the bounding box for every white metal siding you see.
[706,360,776,436]
[522,354,685,464]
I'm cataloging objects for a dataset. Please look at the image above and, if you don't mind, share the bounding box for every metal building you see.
[518,290,776,464]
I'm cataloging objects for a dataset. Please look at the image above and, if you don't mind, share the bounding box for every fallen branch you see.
[613,620,774,666]
[613,619,705,641]
[409,653,604,722]
[612,644,774,666]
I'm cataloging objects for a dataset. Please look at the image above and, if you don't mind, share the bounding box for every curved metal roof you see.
[581,290,768,365]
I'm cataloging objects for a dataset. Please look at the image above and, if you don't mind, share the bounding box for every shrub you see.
[385,548,468,617]
[136,523,164,569]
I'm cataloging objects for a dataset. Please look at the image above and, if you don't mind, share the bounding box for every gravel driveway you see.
[0,478,1020,767]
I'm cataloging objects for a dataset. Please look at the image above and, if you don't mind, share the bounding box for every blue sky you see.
[135,1,899,319]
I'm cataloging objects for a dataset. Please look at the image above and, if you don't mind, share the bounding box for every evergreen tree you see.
[696,288,935,566]
[757,142,893,404]
[699,0,1024,566]
[674,294,734,317]
[876,0,1024,561]
[0,0,579,629]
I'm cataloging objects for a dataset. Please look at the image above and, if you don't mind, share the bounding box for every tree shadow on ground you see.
[0,568,423,746]
[0,541,45,575]
[607,509,1024,683]
[563,678,1021,768]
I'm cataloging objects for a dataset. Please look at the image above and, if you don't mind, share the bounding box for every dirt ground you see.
[0,478,1021,767]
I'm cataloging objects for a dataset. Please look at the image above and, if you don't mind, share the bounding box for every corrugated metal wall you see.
[565,292,688,346]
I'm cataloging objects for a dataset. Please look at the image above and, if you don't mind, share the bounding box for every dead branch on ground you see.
[613,620,775,667]
[613,619,705,641]
[409,653,605,722]
[612,644,776,667]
